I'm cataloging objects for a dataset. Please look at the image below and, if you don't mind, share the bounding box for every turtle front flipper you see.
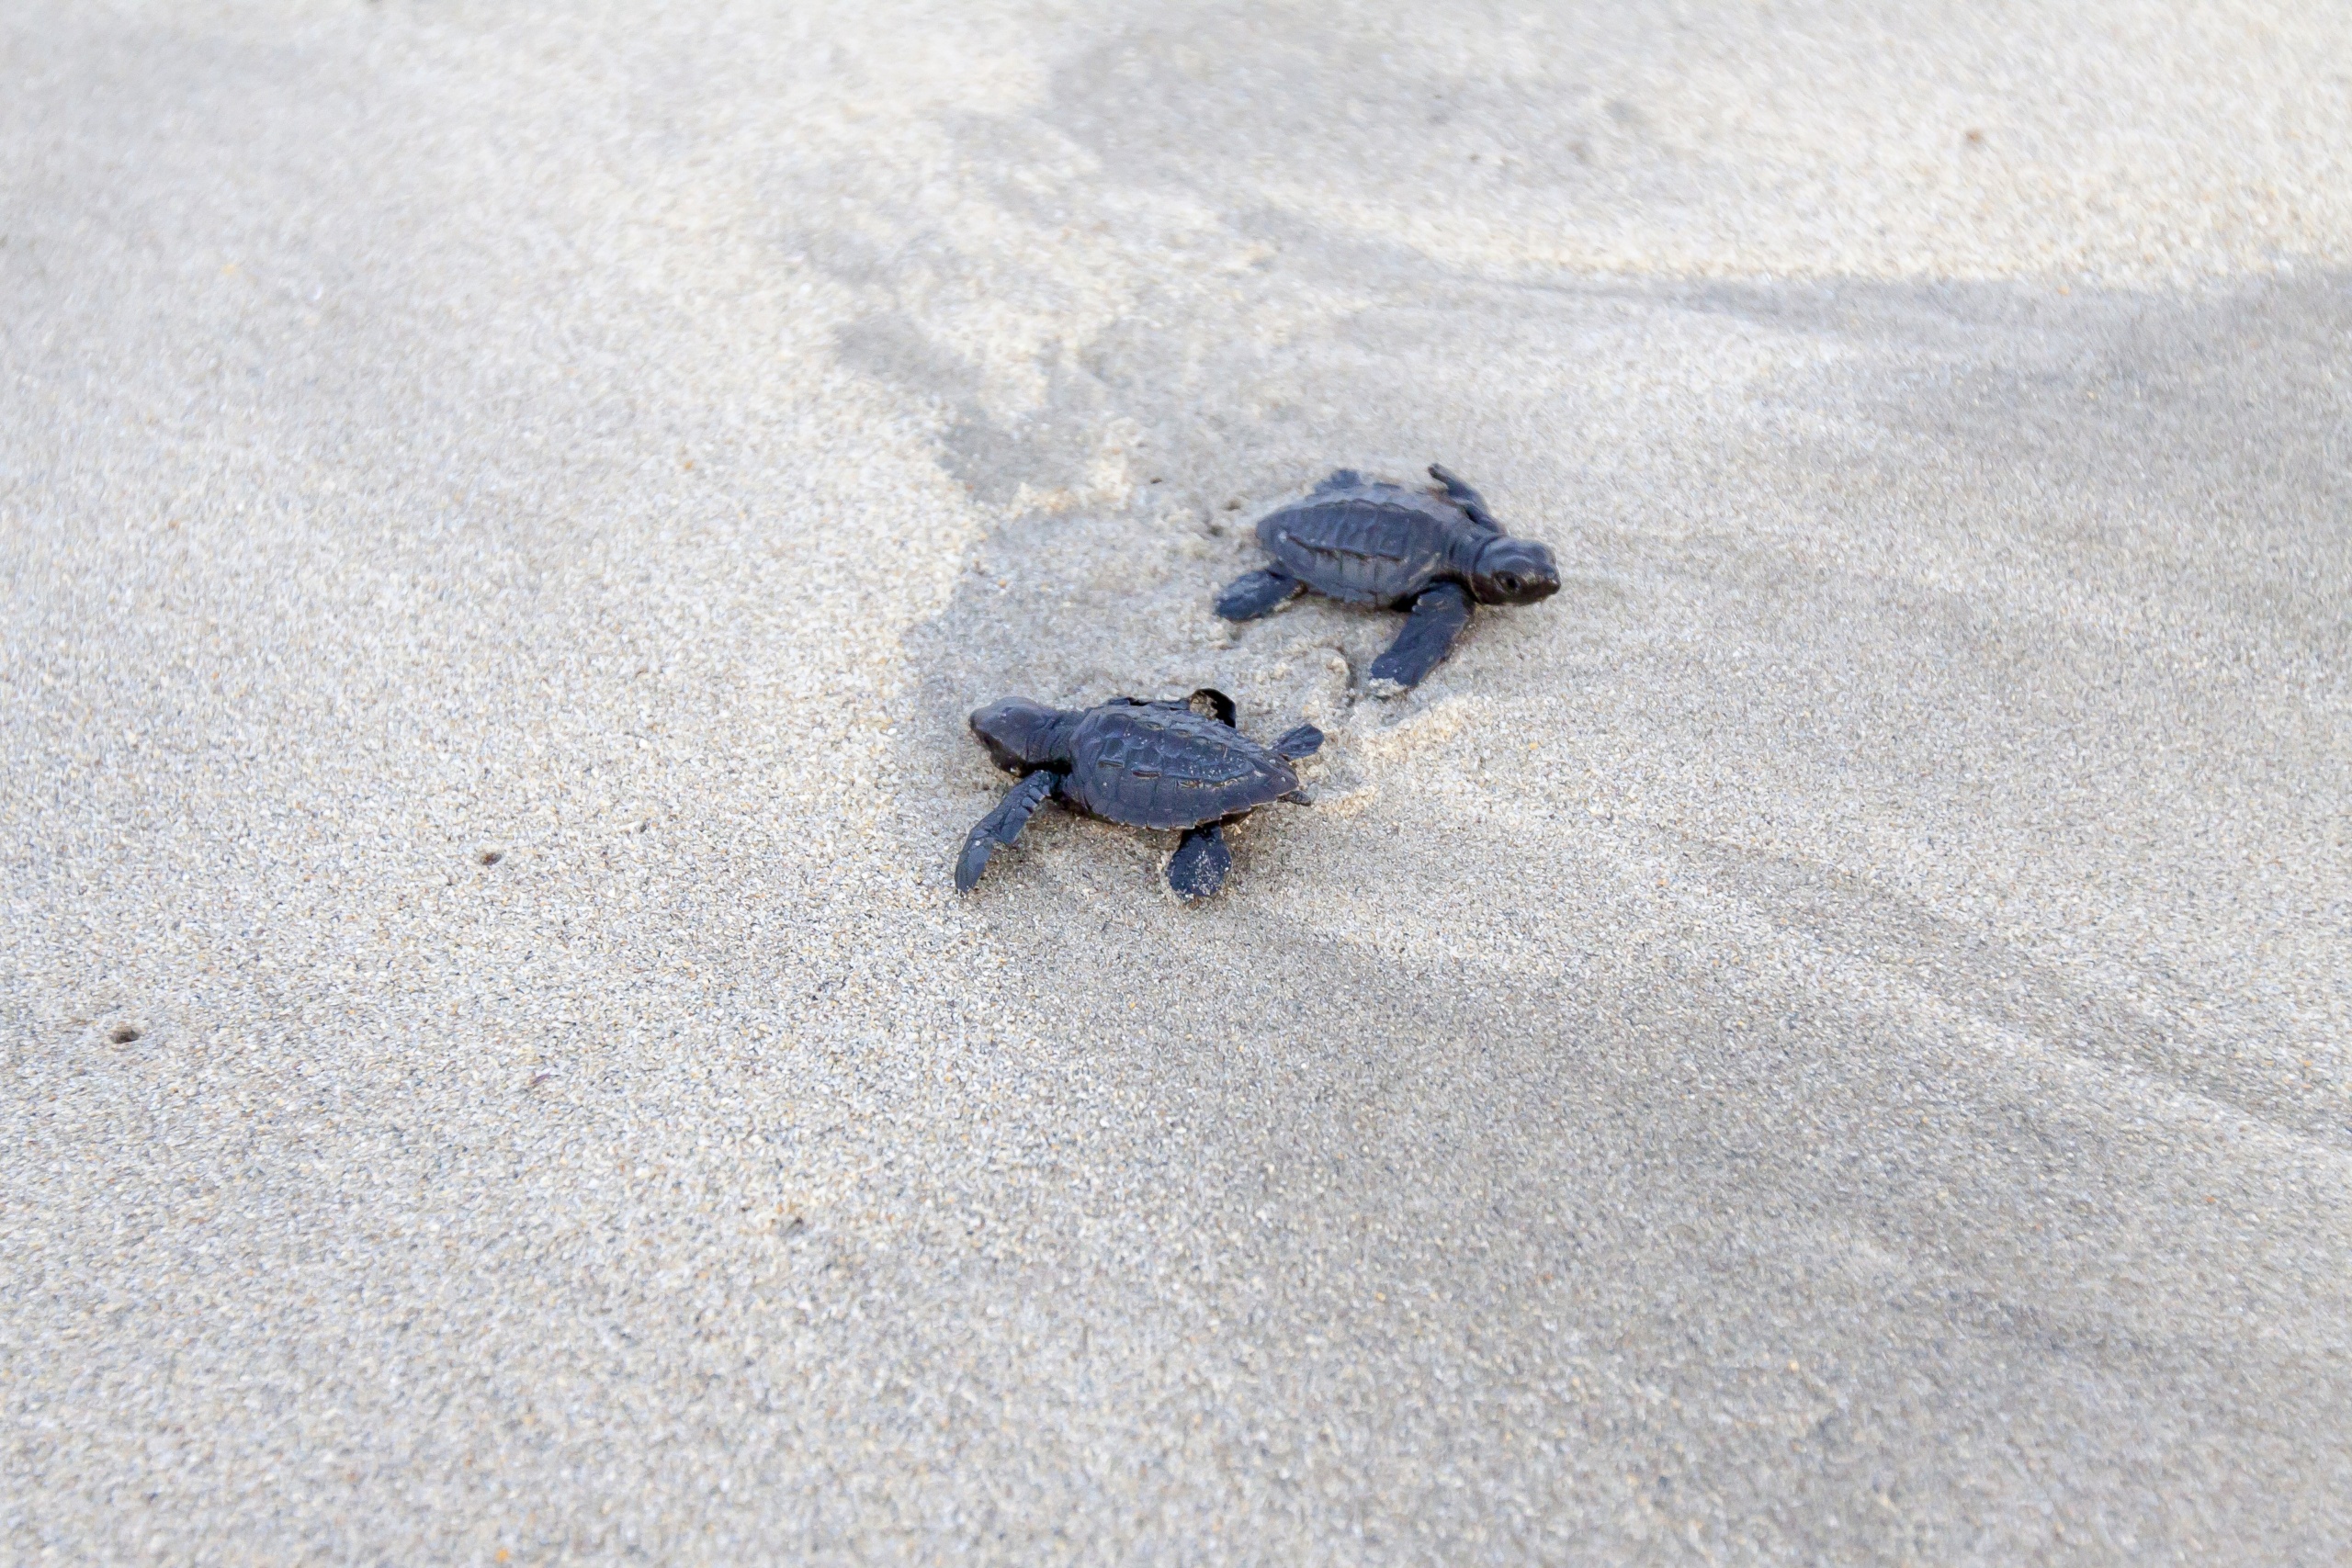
[1167,823,1232,903]
[1215,569,1303,622]
[955,769,1061,892]
[1428,464,1499,530]
[1366,581,1474,695]
[1270,723,1323,761]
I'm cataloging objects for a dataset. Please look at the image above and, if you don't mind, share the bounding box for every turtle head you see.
[1467,535,1561,605]
[969,698,1071,772]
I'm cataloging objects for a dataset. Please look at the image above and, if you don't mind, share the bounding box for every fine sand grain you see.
[6,2,2350,1561]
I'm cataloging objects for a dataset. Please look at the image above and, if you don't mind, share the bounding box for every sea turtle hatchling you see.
[955,689,1323,902]
[1215,464,1560,694]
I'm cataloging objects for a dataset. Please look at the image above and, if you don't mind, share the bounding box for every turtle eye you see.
[1498,572,1521,595]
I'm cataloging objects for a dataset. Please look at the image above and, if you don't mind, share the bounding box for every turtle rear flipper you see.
[1215,569,1303,622]
[955,769,1059,892]
[1186,688,1238,727]
[1167,823,1232,903]
[1367,581,1473,695]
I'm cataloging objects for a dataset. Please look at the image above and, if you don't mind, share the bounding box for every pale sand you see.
[6,2,2350,1561]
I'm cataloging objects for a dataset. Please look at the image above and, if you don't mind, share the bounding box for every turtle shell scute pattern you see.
[1261,497,1452,605]
[1069,706,1296,829]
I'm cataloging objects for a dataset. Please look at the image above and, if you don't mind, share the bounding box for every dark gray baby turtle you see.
[956,689,1322,902]
[1215,464,1560,694]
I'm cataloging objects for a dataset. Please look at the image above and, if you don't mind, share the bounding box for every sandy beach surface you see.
[6,2,2350,1560]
